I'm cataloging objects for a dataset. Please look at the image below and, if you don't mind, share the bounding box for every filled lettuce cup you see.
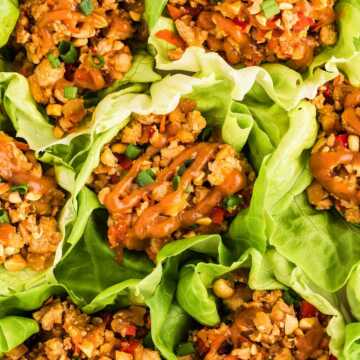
[88,97,254,260]
[182,271,334,360]
[4,297,159,360]
[4,0,145,137]
[307,74,360,223]
[150,0,337,70]
[0,131,65,272]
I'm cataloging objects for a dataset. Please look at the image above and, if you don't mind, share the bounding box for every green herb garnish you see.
[283,289,301,306]
[172,175,180,190]
[90,54,105,69]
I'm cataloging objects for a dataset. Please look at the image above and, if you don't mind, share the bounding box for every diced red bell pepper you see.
[233,18,249,32]
[293,12,314,32]
[125,325,137,337]
[323,83,332,99]
[121,340,139,354]
[335,134,349,148]
[155,30,186,48]
[211,207,225,225]
[116,154,132,170]
[300,301,319,318]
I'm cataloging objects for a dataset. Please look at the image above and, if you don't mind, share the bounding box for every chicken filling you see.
[5,298,160,360]
[187,271,333,360]
[307,75,360,224]
[157,0,337,69]
[12,0,145,137]
[0,132,65,272]
[88,99,255,260]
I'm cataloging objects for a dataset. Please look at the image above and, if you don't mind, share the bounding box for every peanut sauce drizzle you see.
[0,133,54,195]
[104,142,247,250]
[310,149,360,204]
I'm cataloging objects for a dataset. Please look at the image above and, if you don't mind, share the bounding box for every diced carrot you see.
[125,325,137,337]
[155,30,186,48]
[211,207,225,225]
[167,4,183,20]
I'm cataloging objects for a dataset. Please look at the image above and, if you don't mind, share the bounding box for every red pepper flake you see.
[121,340,139,354]
[300,301,319,319]
[211,207,225,225]
[125,325,137,337]
[335,134,349,148]
[155,30,186,48]
[116,154,132,170]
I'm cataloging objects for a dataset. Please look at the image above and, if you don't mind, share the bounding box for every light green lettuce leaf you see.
[148,17,335,110]
[309,0,360,86]
[0,0,19,48]
[0,316,38,356]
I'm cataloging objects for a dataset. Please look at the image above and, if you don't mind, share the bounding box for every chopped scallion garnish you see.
[64,86,78,99]
[0,209,9,224]
[10,184,28,195]
[80,0,94,16]
[47,54,61,68]
[261,0,280,18]
[125,144,142,160]
[58,41,78,64]
[136,169,155,187]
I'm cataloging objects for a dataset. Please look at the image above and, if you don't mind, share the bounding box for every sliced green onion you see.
[199,126,213,141]
[283,289,301,306]
[80,0,94,15]
[136,169,155,187]
[64,86,78,100]
[90,54,105,69]
[0,209,9,224]
[172,175,180,190]
[58,41,78,64]
[178,159,193,176]
[176,342,195,356]
[47,54,61,68]
[125,144,142,160]
[223,195,242,211]
[10,184,28,195]
[261,0,280,18]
